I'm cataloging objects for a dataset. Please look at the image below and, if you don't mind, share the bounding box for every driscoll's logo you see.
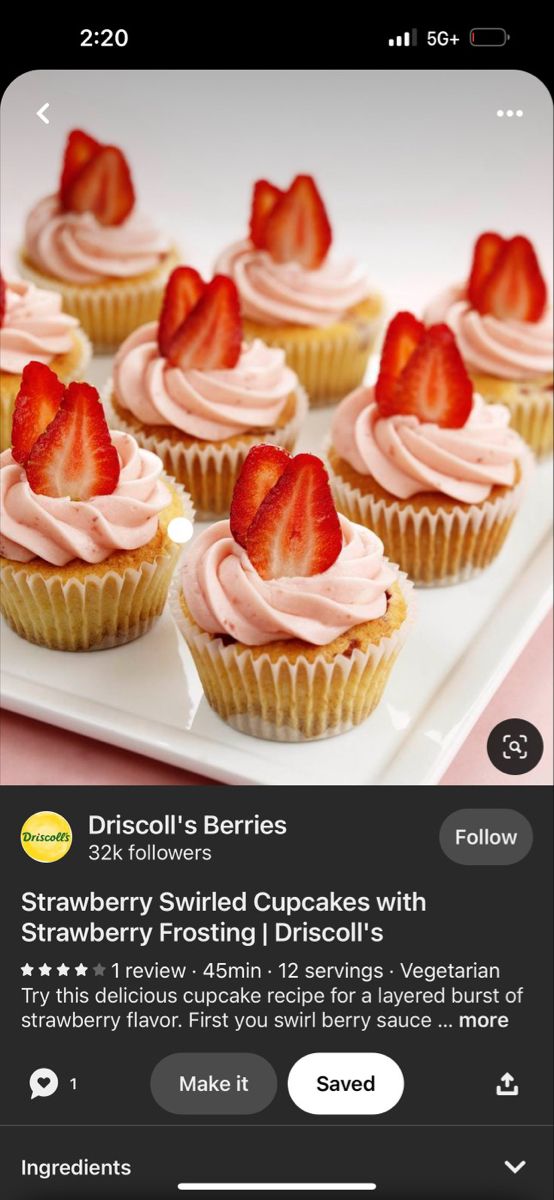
[21,812,73,863]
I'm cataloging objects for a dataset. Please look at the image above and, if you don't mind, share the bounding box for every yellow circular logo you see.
[21,812,73,863]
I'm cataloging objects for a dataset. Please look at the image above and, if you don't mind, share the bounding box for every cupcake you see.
[170,445,413,741]
[327,313,529,586]
[215,175,383,406]
[425,233,552,456]
[19,129,179,352]
[0,273,91,452]
[0,362,191,651]
[106,267,307,519]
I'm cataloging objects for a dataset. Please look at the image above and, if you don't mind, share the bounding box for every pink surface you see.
[1,613,552,788]
[441,610,552,786]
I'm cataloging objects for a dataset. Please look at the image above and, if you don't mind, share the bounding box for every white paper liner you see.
[19,248,180,353]
[0,478,192,652]
[243,311,383,408]
[478,380,553,459]
[325,439,532,587]
[104,382,309,520]
[169,570,414,742]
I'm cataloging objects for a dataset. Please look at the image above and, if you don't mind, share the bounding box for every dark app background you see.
[2,790,552,1196]
[1,19,552,1198]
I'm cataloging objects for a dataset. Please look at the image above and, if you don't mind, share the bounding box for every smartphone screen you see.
[1,20,552,1200]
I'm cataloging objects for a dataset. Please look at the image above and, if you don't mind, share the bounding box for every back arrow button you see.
[36,103,50,125]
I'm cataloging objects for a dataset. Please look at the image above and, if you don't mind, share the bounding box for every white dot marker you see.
[506,109,514,117]
[516,109,523,117]
[497,109,504,117]
[168,517,194,544]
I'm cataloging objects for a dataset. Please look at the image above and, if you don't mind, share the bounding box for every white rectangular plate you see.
[1,370,552,786]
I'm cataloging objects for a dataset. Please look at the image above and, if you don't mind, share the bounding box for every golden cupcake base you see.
[0,481,190,651]
[470,372,553,458]
[327,447,529,587]
[242,295,384,407]
[19,248,181,354]
[0,329,92,452]
[170,576,413,741]
[106,385,308,520]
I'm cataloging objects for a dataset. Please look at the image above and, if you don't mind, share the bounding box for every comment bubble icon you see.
[29,1067,58,1100]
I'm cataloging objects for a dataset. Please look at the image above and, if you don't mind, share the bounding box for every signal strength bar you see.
[388,30,417,47]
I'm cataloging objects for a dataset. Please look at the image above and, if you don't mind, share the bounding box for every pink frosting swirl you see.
[182,515,397,647]
[113,329,298,439]
[1,278,79,374]
[424,285,553,380]
[0,431,170,566]
[331,387,524,504]
[24,196,171,284]
[214,240,370,327]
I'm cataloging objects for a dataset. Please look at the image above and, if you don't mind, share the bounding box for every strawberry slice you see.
[249,179,283,248]
[25,382,120,500]
[375,312,425,412]
[476,235,547,322]
[11,362,65,465]
[389,324,473,428]
[168,275,242,370]
[263,175,332,269]
[158,267,206,358]
[246,453,342,580]
[467,232,505,309]
[65,145,135,226]
[0,272,6,327]
[60,129,101,208]
[230,444,291,548]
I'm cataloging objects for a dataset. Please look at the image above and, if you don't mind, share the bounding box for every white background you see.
[2,69,552,308]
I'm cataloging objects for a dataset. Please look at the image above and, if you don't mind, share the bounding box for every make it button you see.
[288,1053,404,1115]
[151,1053,277,1115]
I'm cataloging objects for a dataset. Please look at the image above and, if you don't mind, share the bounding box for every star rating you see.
[20,962,96,977]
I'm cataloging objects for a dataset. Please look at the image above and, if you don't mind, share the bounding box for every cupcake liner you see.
[327,444,532,587]
[477,379,553,458]
[242,308,383,408]
[169,574,414,742]
[104,383,308,520]
[0,480,192,652]
[0,328,92,452]
[19,249,180,353]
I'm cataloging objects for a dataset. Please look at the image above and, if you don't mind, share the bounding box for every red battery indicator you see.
[470,28,508,46]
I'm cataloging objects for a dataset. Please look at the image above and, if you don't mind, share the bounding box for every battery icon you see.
[470,28,508,46]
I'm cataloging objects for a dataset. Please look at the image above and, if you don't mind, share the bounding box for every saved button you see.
[288,1052,404,1115]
